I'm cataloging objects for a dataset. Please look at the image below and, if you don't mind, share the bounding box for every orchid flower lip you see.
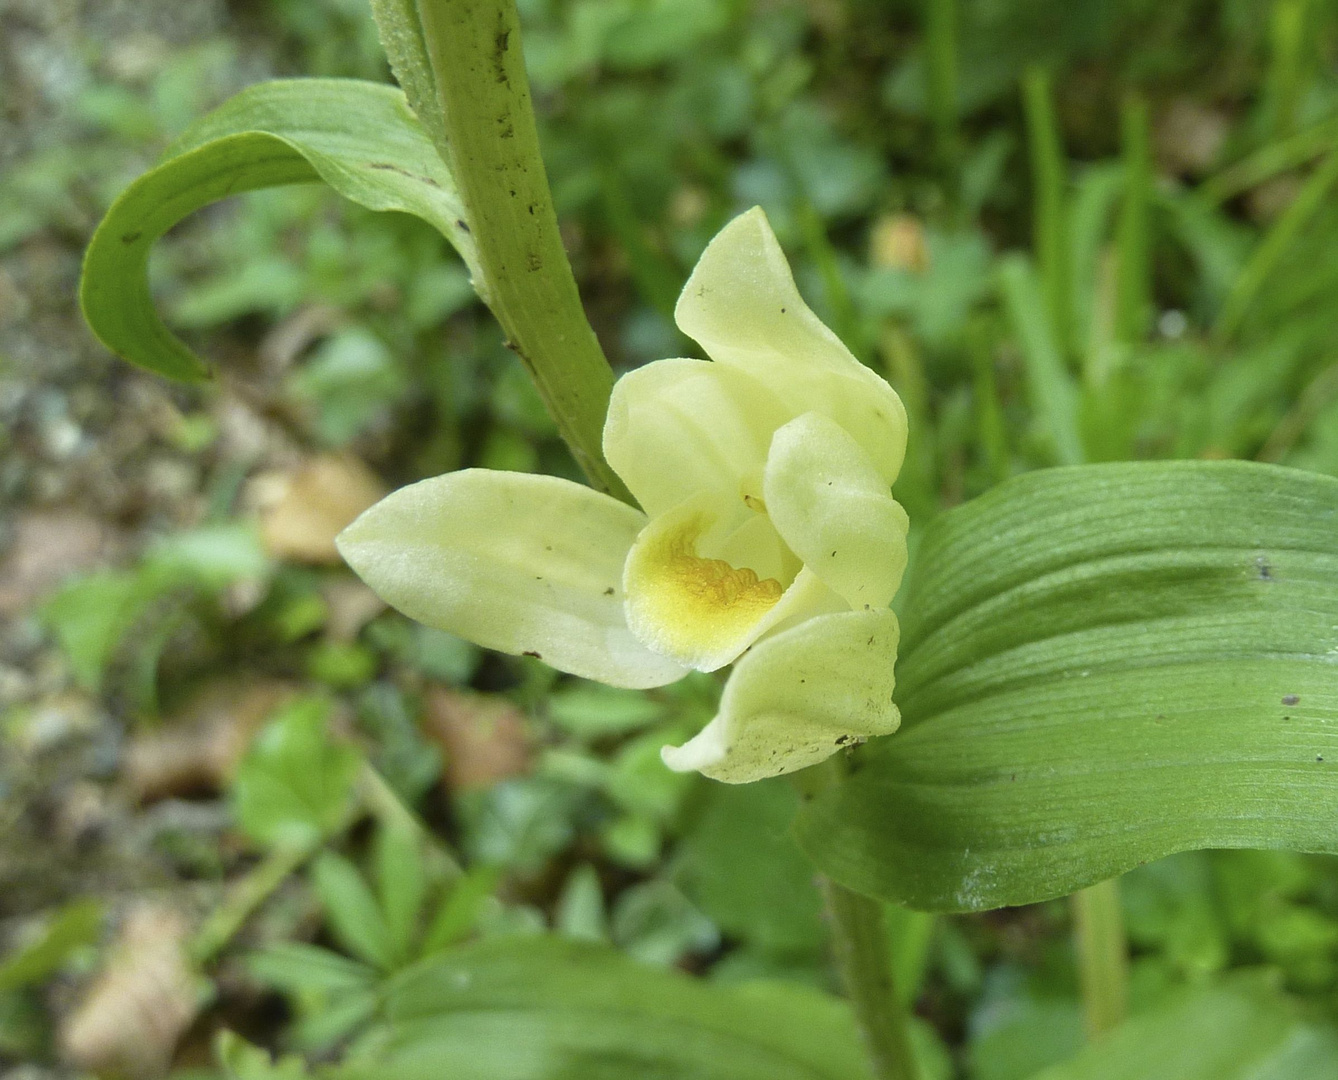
[337,205,910,783]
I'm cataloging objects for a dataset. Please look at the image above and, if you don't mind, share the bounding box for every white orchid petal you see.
[764,411,910,611]
[603,357,791,518]
[661,608,902,783]
[674,207,909,485]
[336,470,687,689]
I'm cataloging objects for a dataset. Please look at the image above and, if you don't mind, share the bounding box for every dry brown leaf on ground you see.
[59,902,200,1077]
[124,680,297,801]
[0,509,121,616]
[321,577,387,643]
[423,687,532,792]
[249,454,385,565]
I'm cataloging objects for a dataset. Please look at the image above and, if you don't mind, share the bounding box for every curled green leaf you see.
[80,78,480,382]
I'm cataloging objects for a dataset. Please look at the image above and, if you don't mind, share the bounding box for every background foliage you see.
[4,0,1338,1076]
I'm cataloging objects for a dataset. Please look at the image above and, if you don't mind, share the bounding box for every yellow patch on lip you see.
[624,509,786,671]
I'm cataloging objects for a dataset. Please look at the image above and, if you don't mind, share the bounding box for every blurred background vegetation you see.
[3,0,1338,1075]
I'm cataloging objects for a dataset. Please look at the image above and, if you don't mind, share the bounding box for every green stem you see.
[414,0,630,502]
[1071,877,1130,1038]
[797,761,920,1080]
[822,878,921,1080]
[1021,66,1069,354]
[190,842,315,966]
[796,199,864,360]
[1113,95,1151,346]
[924,0,959,195]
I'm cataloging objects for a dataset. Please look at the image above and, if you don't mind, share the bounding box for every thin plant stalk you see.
[1113,95,1152,346]
[798,759,920,1080]
[823,878,921,1080]
[797,199,865,360]
[1263,0,1309,139]
[924,0,959,191]
[191,842,316,966]
[1022,66,1070,354]
[1072,877,1130,1038]
[412,0,630,502]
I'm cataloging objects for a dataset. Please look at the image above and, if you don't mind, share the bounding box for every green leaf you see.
[797,460,1338,911]
[312,852,397,972]
[1027,973,1338,1080]
[546,683,666,738]
[998,254,1083,466]
[41,568,173,692]
[421,866,500,954]
[374,824,428,965]
[344,935,875,1080]
[555,864,609,943]
[80,77,478,383]
[216,1031,309,1079]
[676,779,825,954]
[232,696,361,851]
[608,879,718,967]
[0,900,102,993]
[246,942,378,996]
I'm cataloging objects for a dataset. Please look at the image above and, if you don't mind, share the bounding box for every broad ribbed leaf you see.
[343,936,874,1080]
[796,460,1338,911]
[80,78,478,382]
[1029,973,1338,1080]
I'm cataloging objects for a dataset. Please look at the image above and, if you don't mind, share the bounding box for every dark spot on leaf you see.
[780,307,786,313]
[121,230,142,244]
[523,650,541,659]
[527,253,542,271]
[368,162,441,188]
[603,587,614,596]
[1256,556,1273,580]
[456,219,471,233]
[1010,773,1016,781]
[1283,694,1300,706]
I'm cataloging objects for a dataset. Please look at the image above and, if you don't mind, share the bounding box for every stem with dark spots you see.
[413,0,632,503]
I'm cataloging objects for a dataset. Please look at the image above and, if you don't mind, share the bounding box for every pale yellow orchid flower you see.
[337,208,909,783]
